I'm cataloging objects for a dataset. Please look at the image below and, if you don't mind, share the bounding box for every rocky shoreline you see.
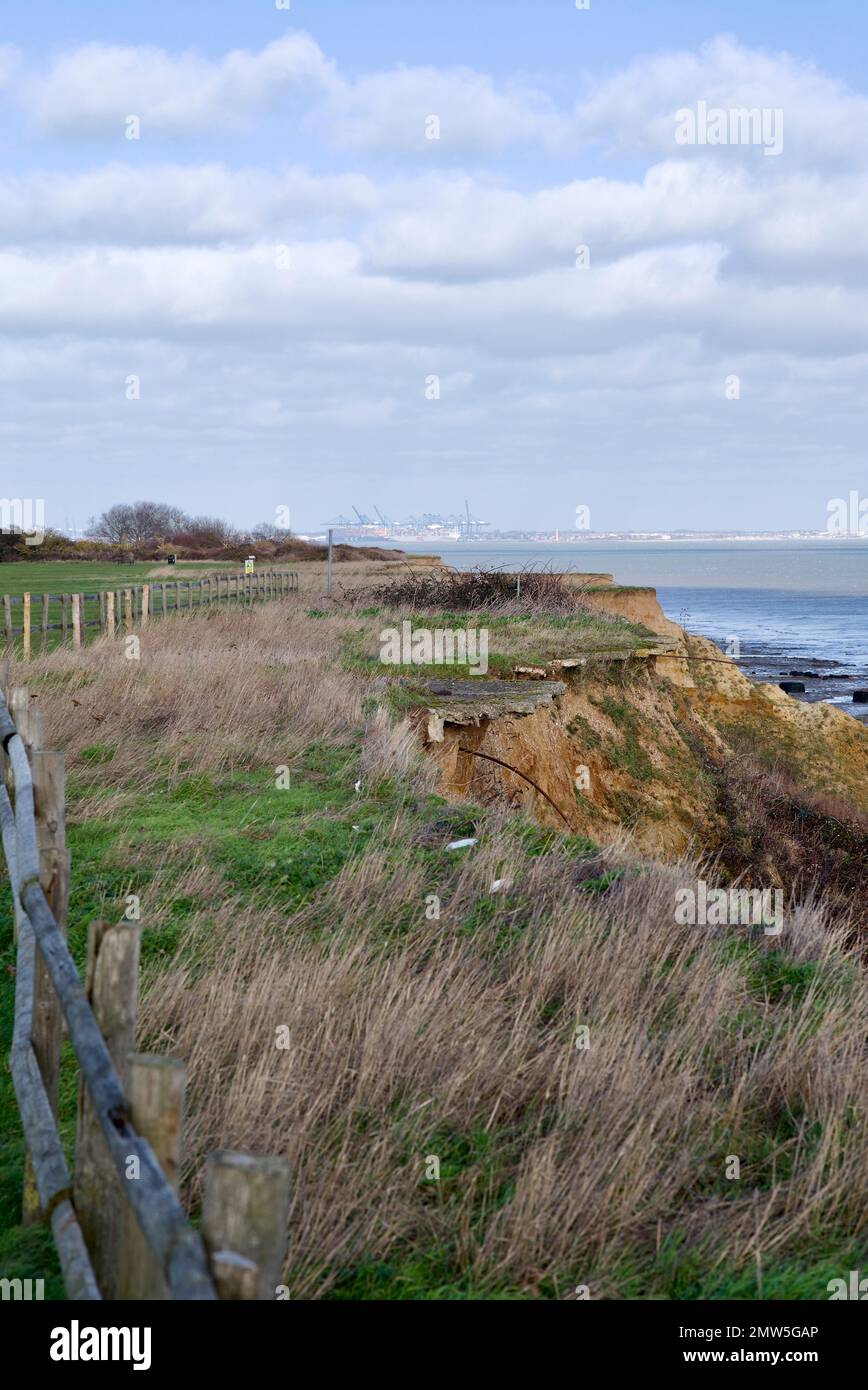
[736,651,868,723]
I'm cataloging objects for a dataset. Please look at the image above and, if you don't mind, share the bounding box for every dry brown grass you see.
[26,600,366,784]
[137,835,866,1298]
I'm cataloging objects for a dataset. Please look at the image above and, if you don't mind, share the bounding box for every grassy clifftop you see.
[1,572,865,1299]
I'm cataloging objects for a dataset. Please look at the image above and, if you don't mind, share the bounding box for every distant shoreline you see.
[374,534,868,546]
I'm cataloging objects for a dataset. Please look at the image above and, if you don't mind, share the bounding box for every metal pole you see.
[327,528,333,596]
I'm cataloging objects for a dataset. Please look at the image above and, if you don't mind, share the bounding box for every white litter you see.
[446,837,477,851]
[490,878,510,892]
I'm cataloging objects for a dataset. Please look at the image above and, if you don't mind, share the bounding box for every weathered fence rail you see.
[0,660,291,1298]
[1,568,299,658]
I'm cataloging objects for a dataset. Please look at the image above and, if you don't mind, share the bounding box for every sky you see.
[1,0,867,534]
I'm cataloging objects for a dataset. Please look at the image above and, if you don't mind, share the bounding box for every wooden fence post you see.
[117,1055,186,1300]
[41,594,50,654]
[0,656,8,813]
[3,594,12,649]
[124,590,133,629]
[22,748,70,1224]
[71,593,81,650]
[22,592,31,660]
[106,591,115,638]
[9,685,35,752]
[202,1152,291,1300]
[141,585,149,625]
[73,920,141,1298]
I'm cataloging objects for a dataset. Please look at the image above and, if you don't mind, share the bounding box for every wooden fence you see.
[2,568,299,659]
[0,659,291,1298]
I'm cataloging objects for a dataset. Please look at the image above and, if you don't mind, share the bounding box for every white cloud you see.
[574,34,868,166]
[318,64,566,154]
[0,164,378,243]
[22,34,337,137]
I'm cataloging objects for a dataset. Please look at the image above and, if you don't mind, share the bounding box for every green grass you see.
[0,559,231,597]
[338,609,657,684]
[594,695,655,782]
[0,741,370,1294]
[0,560,288,656]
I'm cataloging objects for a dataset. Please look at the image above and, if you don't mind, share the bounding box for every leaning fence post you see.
[117,1055,186,1300]
[73,919,141,1298]
[22,746,70,1224]
[202,1152,291,1300]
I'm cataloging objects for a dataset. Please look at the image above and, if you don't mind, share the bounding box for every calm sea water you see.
[385,540,868,721]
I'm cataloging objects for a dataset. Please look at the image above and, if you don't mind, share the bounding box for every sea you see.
[379,539,868,724]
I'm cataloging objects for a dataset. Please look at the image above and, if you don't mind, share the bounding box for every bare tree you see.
[129,501,186,540]
[250,520,292,541]
[181,515,240,547]
[88,504,136,543]
[88,501,187,543]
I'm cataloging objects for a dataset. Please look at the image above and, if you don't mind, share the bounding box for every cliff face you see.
[417,585,868,893]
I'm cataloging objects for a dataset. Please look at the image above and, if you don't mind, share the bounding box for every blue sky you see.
[2,0,867,533]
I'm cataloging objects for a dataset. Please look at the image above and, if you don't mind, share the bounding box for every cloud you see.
[22,34,337,137]
[362,162,868,286]
[317,65,567,154]
[573,34,868,166]
[0,164,378,244]
[14,33,566,155]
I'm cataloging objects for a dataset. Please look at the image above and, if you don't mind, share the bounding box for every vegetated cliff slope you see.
[420,586,868,913]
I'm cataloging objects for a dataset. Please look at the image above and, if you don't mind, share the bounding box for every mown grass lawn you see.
[0,560,232,597]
